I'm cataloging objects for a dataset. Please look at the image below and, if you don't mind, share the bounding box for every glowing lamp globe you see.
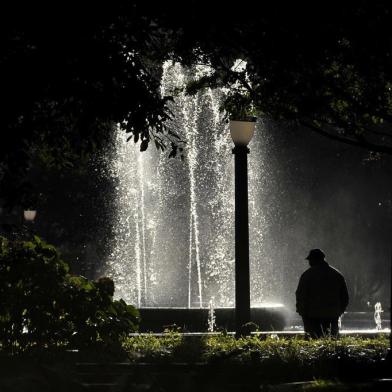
[24,210,37,222]
[229,119,256,146]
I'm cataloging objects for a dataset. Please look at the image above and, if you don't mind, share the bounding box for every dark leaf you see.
[140,139,149,152]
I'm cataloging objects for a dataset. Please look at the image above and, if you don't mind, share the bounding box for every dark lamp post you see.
[230,118,256,337]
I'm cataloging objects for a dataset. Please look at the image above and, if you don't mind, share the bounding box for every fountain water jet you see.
[104,61,277,311]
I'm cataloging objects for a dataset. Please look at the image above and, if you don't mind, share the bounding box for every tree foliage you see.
[155,1,392,155]
[0,236,139,351]
[2,2,392,207]
[0,3,173,206]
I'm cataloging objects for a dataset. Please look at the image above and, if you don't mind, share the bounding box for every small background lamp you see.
[23,210,37,222]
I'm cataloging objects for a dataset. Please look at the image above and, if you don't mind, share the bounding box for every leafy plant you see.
[224,92,258,121]
[123,328,183,362]
[120,333,389,381]
[0,236,139,352]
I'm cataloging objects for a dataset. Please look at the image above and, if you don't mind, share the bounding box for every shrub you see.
[0,236,139,351]
[123,328,183,362]
[120,333,390,382]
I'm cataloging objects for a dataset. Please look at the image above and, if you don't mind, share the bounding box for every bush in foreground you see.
[0,236,139,352]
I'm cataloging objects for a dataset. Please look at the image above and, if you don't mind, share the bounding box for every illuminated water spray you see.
[374,302,383,330]
[104,61,274,308]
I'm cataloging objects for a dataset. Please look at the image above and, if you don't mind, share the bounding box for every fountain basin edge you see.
[137,306,288,332]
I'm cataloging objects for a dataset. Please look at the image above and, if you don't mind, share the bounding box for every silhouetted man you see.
[296,249,349,338]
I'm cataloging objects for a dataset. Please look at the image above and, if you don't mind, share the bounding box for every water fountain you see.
[208,298,216,333]
[374,302,383,331]
[102,61,286,331]
[98,60,392,335]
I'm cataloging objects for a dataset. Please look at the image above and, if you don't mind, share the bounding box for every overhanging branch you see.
[300,120,392,155]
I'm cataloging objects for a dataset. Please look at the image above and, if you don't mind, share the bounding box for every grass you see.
[2,331,389,367]
[121,333,390,382]
[122,333,389,364]
[1,333,390,388]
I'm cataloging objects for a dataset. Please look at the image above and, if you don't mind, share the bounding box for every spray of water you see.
[208,297,216,332]
[374,302,383,330]
[103,61,273,308]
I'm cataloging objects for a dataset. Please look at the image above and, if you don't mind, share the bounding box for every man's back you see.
[296,261,349,318]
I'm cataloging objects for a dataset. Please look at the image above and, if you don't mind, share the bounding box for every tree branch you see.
[300,120,392,155]
[326,83,392,138]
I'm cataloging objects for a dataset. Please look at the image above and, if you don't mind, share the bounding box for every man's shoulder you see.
[327,264,345,278]
[301,263,344,278]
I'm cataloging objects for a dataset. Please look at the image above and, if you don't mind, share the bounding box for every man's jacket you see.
[296,261,349,318]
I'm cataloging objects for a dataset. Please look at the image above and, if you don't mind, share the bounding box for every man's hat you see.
[305,248,325,261]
